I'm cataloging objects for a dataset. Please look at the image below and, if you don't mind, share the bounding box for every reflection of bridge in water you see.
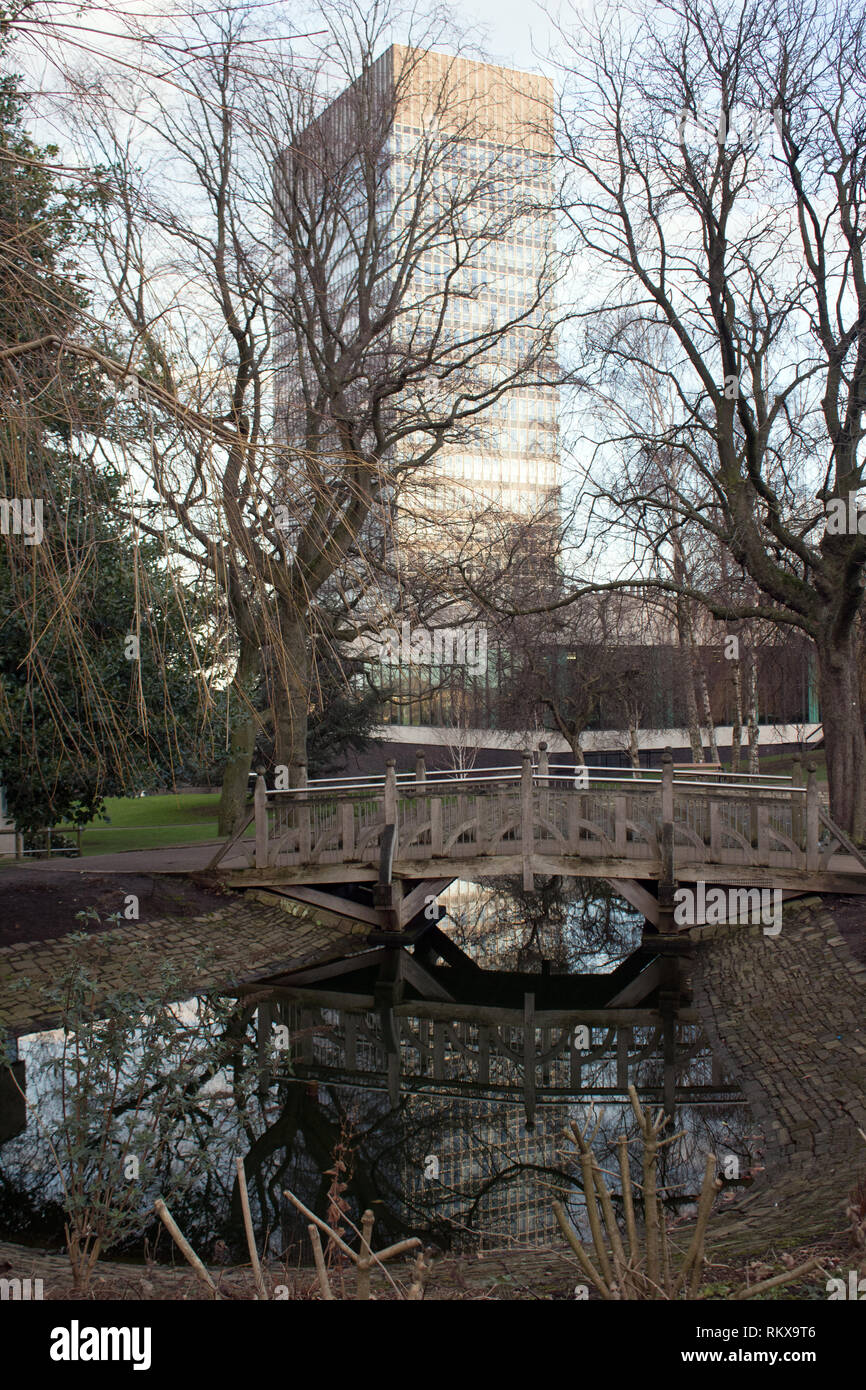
[243,934,743,1126]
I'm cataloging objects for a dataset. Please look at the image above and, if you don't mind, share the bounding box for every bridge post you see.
[521,750,534,891]
[523,991,537,1130]
[806,761,820,870]
[661,994,677,1120]
[538,741,550,824]
[792,753,804,850]
[340,800,355,858]
[254,774,268,869]
[478,1026,490,1084]
[294,761,311,861]
[537,741,549,782]
[385,758,398,826]
[431,796,443,854]
[661,746,674,824]
[415,749,426,785]
[257,1000,272,1098]
[709,799,721,860]
[658,749,676,932]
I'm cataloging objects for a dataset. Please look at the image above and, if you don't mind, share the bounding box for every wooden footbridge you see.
[211,748,866,933]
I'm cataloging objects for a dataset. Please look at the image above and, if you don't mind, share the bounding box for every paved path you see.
[0,893,368,1037]
[1,840,232,875]
[691,898,866,1255]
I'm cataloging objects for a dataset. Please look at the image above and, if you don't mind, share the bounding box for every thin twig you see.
[283,1189,357,1262]
[672,1154,720,1299]
[356,1209,374,1301]
[617,1135,638,1265]
[552,1199,613,1300]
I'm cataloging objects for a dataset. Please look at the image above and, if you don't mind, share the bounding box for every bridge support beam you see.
[373,822,401,930]
[608,878,660,928]
[374,948,403,1058]
[523,992,537,1131]
[256,999,273,1099]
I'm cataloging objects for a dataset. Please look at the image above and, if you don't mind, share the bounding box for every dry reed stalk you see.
[283,1187,421,1300]
[154,1198,222,1299]
[308,1224,336,1300]
[235,1157,268,1300]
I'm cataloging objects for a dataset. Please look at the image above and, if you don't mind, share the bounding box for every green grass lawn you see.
[56,793,254,856]
[747,748,827,781]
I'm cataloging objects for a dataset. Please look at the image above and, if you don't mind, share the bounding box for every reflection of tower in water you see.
[396,1089,753,1253]
[400,1096,571,1250]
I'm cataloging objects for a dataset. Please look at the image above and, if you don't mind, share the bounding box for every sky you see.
[443,0,556,70]
[10,0,575,144]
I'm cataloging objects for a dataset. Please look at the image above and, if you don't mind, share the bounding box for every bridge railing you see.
[240,747,829,877]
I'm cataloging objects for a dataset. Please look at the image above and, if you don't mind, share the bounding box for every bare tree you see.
[551,0,866,835]
[57,0,560,830]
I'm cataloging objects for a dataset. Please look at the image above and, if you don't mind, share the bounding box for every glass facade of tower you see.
[384,87,559,533]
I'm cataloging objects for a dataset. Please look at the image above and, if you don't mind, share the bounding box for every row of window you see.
[390,127,551,174]
[388,162,550,203]
[440,456,559,482]
[415,259,544,286]
[391,209,550,248]
[487,397,557,421]
[419,483,556,513]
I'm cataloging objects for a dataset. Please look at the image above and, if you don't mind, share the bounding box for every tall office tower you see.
[273,44,559,560]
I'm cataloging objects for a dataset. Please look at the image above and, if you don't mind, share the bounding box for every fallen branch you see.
[733,1257,824,1300]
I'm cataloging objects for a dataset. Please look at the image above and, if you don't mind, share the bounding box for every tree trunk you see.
[815,632,866,840]
[857,617,866,725]
[445,717,477,773]
[744,646,760,776]
[218,630,261,835]
[272,599,311,784]
[730,659,743,775]
[627,722,640,770]
[676,597,704,762]
[695,657,719,763]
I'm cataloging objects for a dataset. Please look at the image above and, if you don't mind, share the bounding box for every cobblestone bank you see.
[690,899,866,1256]
[0,895,367,1037]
